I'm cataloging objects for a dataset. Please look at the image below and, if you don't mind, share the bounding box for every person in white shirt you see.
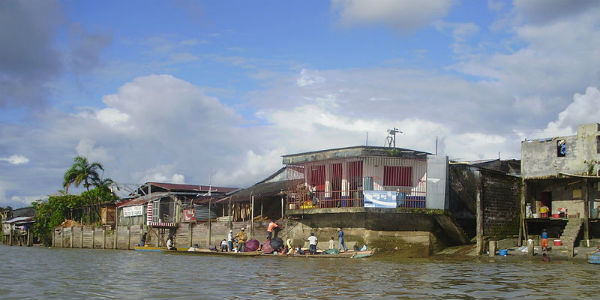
[307,232,318,255]
[227,230,233,252]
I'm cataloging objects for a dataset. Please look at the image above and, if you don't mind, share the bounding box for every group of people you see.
[162,219,351,255]
[218,227,248,252]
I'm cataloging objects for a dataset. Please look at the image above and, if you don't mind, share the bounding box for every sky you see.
[1,0,600,208]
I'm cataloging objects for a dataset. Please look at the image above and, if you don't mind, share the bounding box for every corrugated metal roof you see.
[116,194,167,207]
[3,216,34,224]
[148,182,238,194]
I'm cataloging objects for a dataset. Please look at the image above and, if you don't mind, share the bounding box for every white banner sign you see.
[123,205,144,217]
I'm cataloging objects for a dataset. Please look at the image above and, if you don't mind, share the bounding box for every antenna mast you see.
[385,128,402,148]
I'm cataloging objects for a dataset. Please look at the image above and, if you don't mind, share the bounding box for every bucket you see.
[553,240,562,246]
[552,213,561,218]
[499,249,508,256]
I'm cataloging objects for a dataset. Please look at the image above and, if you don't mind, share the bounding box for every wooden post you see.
[228,197,233,230]
[70,227,73,248]
[476,173,483,255]
[584,179,591,243]
[103,227,107,249]
[519,179,527,247]
[251,195,255,238]
[61,227,64,248]
[489,241,496,257]
[9,226,13,246]
[207,198,212,247]
[127,225,131,250]
[260,200,263,218]
[527,239,534,256]
[52,228,55,247]
[92,227,96,249]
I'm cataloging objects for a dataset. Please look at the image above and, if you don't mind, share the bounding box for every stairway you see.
[556,218,582,249]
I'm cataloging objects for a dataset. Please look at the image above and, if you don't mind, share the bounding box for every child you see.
[329,237,335,249]
[220,239,228,252]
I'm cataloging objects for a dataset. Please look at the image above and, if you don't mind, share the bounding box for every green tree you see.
[32,195,85,245]
[63,156,104,193]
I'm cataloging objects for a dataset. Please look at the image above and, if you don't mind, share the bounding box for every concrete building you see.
[279,146,468,255]
[521,123,600,248]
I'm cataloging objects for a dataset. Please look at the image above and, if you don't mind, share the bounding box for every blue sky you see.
[1,0,600,208]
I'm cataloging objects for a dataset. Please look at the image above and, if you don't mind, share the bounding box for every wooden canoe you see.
[134,246,189,252]
[171,249,262,256]
[266,250,374,258]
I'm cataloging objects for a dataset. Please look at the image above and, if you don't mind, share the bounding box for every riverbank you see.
[433,243,599,263]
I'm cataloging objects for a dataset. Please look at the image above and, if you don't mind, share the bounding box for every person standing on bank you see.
[541,229,549,252]
[338,228,348,252]
[308,232,318,255]
[267,219,279,240]
[227,229,234,252]
[235,228,248,252]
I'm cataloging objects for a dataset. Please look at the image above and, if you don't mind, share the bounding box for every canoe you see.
[172,249,262,256]
[134,246,189,252]
[267,250,374,258]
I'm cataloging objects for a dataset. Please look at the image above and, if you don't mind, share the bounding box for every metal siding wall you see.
[426,155,449,210]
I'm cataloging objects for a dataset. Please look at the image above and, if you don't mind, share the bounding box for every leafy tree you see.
[63,156,104,193]
[32,195,85,245]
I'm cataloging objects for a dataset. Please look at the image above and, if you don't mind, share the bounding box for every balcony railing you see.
[286,190,427,209]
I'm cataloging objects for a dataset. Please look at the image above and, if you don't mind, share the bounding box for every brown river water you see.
[1,245,599,299]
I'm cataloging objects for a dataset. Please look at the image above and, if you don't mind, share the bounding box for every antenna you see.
[385,127,402,148]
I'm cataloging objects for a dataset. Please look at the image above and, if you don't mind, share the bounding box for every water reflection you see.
[1,245,598,299]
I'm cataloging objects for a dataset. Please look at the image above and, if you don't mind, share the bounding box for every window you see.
[309,165,325,191]
[348,161,363,191]
[383,166,412,187]
[557,140,566,157]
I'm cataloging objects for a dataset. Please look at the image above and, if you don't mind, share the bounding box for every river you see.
[1,245,599,299]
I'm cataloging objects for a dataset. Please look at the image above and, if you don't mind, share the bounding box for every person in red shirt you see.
[267,219,278,240]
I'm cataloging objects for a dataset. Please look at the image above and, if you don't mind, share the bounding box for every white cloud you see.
[143,172,186,184]
[76,139,112,164]
[332,0,453,31]
[534,87,600,138]
[0,155,29,165]
[96,107,130,127]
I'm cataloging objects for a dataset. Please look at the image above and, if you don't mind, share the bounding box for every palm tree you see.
[95,177,119,198]
[63,156,104,193]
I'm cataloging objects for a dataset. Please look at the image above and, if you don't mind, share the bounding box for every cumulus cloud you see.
[532,87,600,138]
[0,155,29,165]
[332,0,453,31]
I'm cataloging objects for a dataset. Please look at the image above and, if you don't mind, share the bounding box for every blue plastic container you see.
[498,249,508,256]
